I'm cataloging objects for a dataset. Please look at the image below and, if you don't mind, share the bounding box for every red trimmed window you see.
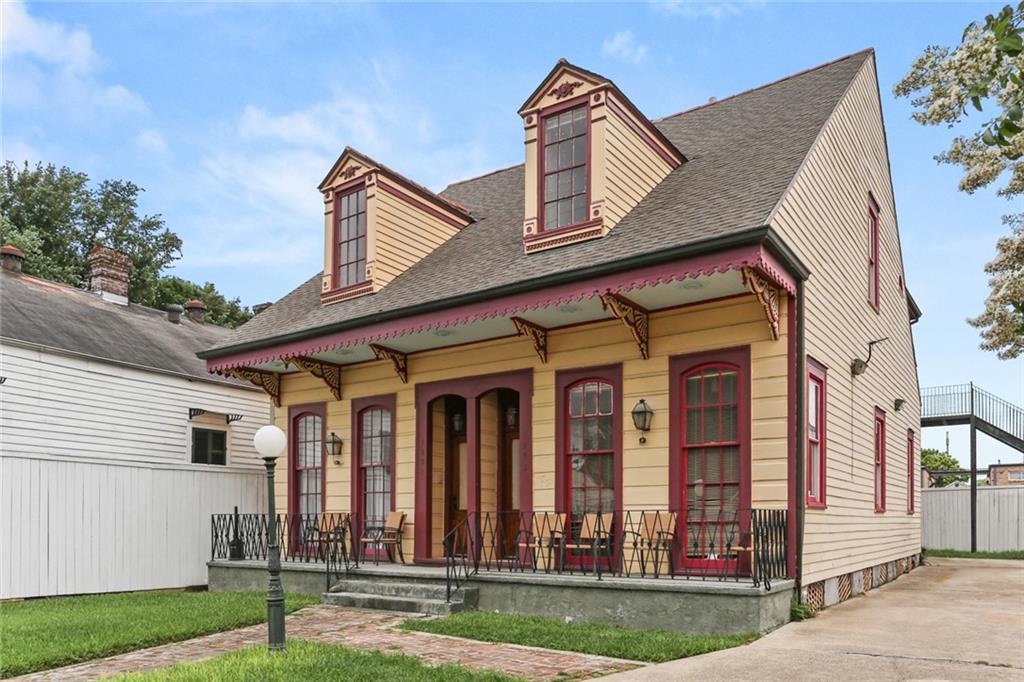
[868,198,880,310]
[541,104,588,230]
[806,359,827,507]
[293,411,324,516]
[874,408,886,513]
[335,186,367,289]
[566,380,615,514]
[359,407,393,532]
[906,429,915,515]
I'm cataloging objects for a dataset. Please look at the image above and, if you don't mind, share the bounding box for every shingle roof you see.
[204,50,871,357]
[1,268,243,385]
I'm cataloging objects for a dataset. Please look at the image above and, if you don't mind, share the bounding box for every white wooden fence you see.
[921,486,1024,552]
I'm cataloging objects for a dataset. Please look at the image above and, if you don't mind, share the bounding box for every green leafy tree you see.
[0,161,252,328]
[921,448,968,487]
[894,3,1024,359]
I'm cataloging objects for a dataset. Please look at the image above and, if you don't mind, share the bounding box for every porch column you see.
[466,396,481,564]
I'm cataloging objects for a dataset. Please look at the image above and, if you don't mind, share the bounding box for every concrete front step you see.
[322,590,474,616]
[329,578,478,606]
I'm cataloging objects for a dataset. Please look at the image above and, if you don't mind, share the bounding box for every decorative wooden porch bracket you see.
[283,355,343,400]
[599,291,650,359]
[219,367,282,407]
[741,266,781,341]
[370,343,409,383]
[511,316,548,363]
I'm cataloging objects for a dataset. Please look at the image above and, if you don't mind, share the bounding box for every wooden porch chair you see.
[368,511,407,565]
[630,511,676,578]
[559,512,614,575]
[514,513,566,572]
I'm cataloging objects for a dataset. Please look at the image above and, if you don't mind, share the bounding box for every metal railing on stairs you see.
[921,384,1023,451]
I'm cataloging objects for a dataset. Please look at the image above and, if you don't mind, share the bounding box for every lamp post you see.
[254,425,288,653]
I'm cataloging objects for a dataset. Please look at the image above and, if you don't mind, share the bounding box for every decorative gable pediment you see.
[519,60,685,254]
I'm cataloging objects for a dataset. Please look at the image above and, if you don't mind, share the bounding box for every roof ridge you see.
[654,47,874,122]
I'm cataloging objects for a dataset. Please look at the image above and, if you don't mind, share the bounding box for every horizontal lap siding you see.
[274,295,789,554]
[373,187,461,288]
[0,342,271,598]
[601,97,674,228]
[769,58,921,585]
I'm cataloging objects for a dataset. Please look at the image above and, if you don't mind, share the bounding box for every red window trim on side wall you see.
[537,95,591,234]
[874,407,887,513]
[351,394,397,540]
[868,195,880,312]
[554,364,623,515]
[906,428,915,515]
[806,356,828,509]
[288,402,327,517]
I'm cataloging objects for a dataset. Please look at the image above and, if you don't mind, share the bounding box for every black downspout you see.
[795,281,807,598]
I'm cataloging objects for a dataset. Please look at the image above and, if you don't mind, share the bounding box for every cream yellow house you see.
[202,49,922,624]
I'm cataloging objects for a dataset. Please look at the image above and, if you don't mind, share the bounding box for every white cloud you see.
[136,129,168,154]
[652,1,745,20]
[602,30,649,65]
[1,1,147,118]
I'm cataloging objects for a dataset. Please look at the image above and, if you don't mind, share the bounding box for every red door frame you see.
[413,369,533,562]
[668,347,752,573]
[351,394,397,557]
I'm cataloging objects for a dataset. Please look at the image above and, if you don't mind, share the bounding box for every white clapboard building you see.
[0,245,270,598]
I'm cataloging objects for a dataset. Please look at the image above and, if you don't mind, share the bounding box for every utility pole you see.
[968,383,977,553]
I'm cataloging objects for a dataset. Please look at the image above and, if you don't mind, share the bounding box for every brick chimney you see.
[184,299,207,324]
[87,246,132,305]
[1,245,25,273]
[252,302,272,315]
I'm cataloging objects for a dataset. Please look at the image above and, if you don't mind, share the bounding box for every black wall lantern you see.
[505,405,519,431]
[631,399,654,443]
[326,432,343,465]
[452,412,466,436]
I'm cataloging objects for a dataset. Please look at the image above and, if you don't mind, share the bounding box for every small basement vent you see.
[862,567,873,592]
[805,581,825,611]
[837,573,852,603]
[879,562,889,584]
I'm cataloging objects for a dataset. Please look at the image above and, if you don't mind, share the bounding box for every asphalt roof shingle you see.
[204,50,871,356]
[1,269,241,384]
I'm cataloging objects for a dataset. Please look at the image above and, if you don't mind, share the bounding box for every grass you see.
[925,548,1024,560]
[114,640,517,682]
[398,611,757,663]
[0,590,319,678]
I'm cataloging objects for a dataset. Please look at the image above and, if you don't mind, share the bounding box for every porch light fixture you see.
[326,432,343,465]
[631,399,654,443]
[252,424,288,653]
[850,337,889,377]
[505,406,519,431]
[452,412,466,436]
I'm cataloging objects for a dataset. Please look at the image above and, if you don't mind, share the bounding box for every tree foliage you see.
[921,447,967,487]
[0,161,251,328]
[894,3,1024,359]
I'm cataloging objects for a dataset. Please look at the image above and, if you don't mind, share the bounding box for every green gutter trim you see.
[200,225,809,360]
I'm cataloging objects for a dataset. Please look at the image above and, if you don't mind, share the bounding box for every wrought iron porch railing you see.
[921,384,1024,446]
[211,509,361,592]
[442,508,788,602]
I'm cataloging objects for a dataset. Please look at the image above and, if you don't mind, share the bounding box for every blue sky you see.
[3,1,1022,467]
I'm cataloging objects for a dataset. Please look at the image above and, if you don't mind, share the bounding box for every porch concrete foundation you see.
[209,560,793,635]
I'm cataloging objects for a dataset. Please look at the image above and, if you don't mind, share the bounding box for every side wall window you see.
[192,427,227,465]
[807,358,827,507]
[868,196,880,311]
[874,408,887,513]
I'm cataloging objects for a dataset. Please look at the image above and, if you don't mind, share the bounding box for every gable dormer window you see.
[542,104,589,231]
[335,186,367,289]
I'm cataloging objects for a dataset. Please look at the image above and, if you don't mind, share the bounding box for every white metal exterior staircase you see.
[921,384,1024,454]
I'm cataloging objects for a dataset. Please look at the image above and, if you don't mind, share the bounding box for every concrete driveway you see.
[604,557,1024,681]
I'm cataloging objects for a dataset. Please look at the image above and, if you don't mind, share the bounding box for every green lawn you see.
[399,612,757,663]
[925,548,1024,560]
[0,591,319,678]
[115,640,516,682]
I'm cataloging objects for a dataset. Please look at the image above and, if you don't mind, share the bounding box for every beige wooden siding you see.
[769,55,921,584]
[272,294,788,557]
[601,95,674,228]
[372,184,461,289]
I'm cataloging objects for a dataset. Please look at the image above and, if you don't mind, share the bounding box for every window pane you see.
[722,406,737,442]
[545,174,557,201]
[703,408,721,443]
[192,430,206,464]
[686,408,702,444]
[569,419,583,453]
[559,140,572,169]
[557,170,571,199]
[597,414,612,450]
[721,371,736,402]
[357,189,366,212]
[544,202,557,228]
[357,213,366,236]
[585,418,598,451]
[558,112,572,140]
[686,376,701,404]
[569,386,583,418]
[572,196,587,224]
[573,136,586,165]
[572,167,586,195]
[545,116,558,137]
[356,238,365,260]
[598,383,612,415]
[584,382,598,415]
[558,199,571,227]
[573,106,586,132]
[545,144,558,171]
[704,372,720,403]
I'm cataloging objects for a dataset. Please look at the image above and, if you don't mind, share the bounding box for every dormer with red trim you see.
[518,60,685,254]
[317,148,474,304]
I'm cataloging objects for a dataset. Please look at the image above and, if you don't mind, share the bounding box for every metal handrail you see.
[922,384,1023,441]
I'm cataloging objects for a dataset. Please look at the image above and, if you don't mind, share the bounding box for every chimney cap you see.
[2,245,26,273]
[252,301,273,315]
[166,303,184,324]
[184,299,207,311]
[1,245,25,258]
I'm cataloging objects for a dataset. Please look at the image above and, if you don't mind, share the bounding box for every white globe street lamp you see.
[254,424,287,652]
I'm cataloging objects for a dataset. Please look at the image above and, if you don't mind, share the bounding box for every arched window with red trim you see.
[359,406,394,532]
[566,379,616,516]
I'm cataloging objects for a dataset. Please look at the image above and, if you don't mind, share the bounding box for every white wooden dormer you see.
[317,148,474,305]
[518,60,685,254]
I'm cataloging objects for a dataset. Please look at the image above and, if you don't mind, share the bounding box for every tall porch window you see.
[359,406,393,533]
[567,380,615,515]
[291,408,324,516]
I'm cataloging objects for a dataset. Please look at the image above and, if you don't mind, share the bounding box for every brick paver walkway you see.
[15,605,641,681]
